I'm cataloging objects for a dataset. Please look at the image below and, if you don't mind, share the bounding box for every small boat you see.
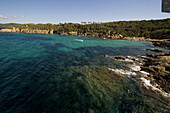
[75,38,83,42]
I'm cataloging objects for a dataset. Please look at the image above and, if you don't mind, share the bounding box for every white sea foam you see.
[124,59,133,62]
[108,55,170,98]
[108,68,137,76]
[140,71,150,75]
[109,67,170,97]
[140,77,170,98]
[130,65,141,71]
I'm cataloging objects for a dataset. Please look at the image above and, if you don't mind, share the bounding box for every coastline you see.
[0,28,161,40]
[105,53,170,98]
[0,29,169,95]
[1,27,169,49]
[141,52,170,93]
[0,27,147,41]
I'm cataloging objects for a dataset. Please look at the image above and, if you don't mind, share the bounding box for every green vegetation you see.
[1,18,170,39]
[0,23,20,28]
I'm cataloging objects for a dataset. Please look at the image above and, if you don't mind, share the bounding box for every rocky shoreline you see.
[0,27,54,34]
[151,39,170,50]
[0,27,149,41]
[104,53,170,98]
[1,27,170,47]
[142,52,170,93]
[1,27,170,44]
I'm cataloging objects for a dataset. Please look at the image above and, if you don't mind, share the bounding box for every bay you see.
[0,33,168,113]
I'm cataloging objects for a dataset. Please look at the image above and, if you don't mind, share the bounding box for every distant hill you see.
[1,18,170,39]
[0,23,21,28]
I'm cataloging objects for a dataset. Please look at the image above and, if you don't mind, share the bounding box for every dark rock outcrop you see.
[145,48,164,53]
[142,52,170,93]
[151,40,170,50]
[0,27,52,34]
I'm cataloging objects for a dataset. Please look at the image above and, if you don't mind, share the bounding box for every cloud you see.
[0,15,7,19]
[12,16,18,18]
[0,15,24,19]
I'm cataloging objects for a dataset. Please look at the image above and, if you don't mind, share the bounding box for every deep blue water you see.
[0,33,169,113]
[0,27,5,30]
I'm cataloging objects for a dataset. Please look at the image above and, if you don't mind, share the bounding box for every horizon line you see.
[0,17,169,24]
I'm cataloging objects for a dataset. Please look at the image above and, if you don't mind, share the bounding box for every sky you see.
[0,0,169,24]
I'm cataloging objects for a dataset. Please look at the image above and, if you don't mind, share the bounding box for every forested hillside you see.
[0,18,170,39]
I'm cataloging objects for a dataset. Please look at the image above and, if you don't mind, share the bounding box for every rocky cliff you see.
[58,31,124,39]
[0,27,54,34]
[0,27,148,40]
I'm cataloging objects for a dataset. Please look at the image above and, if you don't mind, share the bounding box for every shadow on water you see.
[21,36,54,41]
[0,38,169,113]
[40,42,68,50]
[0,33,19,37]
[75,46,150,57]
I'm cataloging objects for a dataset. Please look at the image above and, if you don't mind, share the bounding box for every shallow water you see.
[0,33,169,113]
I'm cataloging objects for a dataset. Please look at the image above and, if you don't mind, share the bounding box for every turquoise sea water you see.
[0,33,169,113]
